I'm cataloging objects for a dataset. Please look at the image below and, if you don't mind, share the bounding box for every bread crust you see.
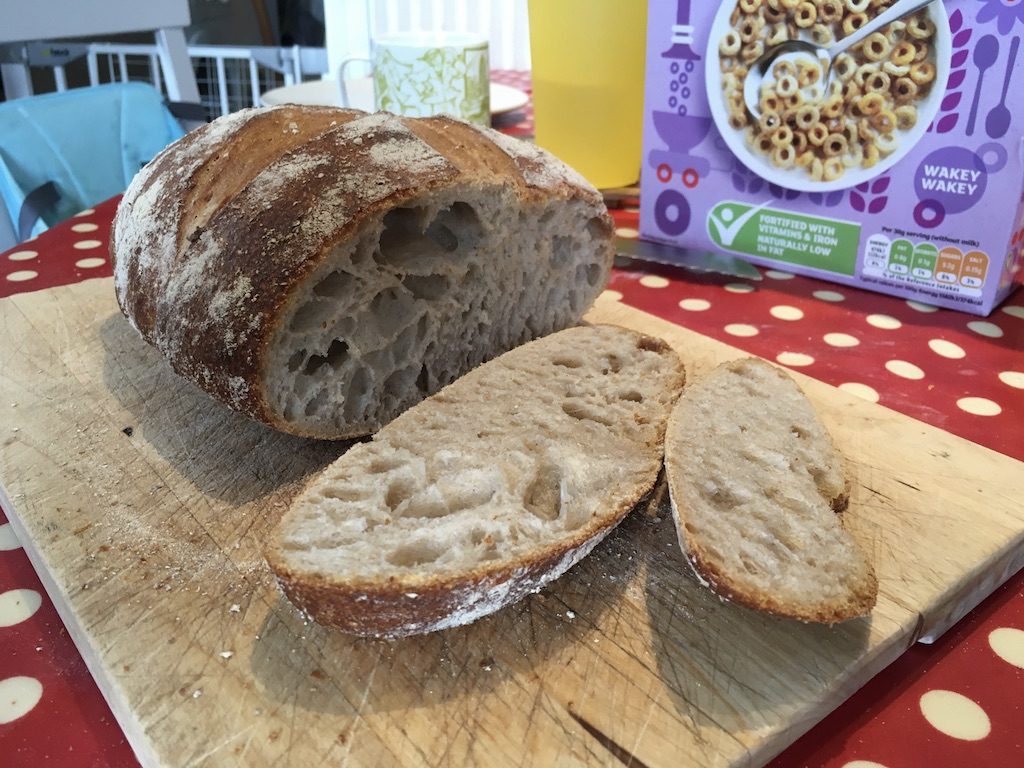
[268,483,643,637]
[112,107,612,438]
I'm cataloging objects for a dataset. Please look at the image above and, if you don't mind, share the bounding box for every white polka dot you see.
[999,371,1024,389]
[724,282,756,293]
[6,250,37,261]
[600,289,623,302]
[765,269,795,280]
[74,208,95,217]
[679,298,710,311]
[0,589,42,627]
[0,523,20,551]
[989,627,1024,669]
[5,270,38,282]
[824,332,859,347]
[867,314,902,330]
[967,321,1004,339]
[1001,305,1024,319]
[724,323,759,337]
[770,305,804,321]
[614,226,639,239]
[839,382,879,402]
[71,222,98,233]
[813,290,845,302]
[929,339,965,359]
[777,352,814,367]
[72,239,103,250]
[639,275,670,289]
[957,397,1002,416]
[907,300,939,313]
[841,762,891,768]
[0,676,43,724]
[919,690,991,741]
[75,257,106,269]
[886,360,925,380]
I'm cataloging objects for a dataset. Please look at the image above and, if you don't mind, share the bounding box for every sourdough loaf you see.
[664,358,877,623]
[111,106,613,439]
[265,324,685,637]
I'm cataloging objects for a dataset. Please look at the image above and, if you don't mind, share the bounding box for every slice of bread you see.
[664,358,877,623]
[265,324,685,637]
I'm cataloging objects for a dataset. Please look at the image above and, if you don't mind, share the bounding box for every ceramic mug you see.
[339,32,490,125]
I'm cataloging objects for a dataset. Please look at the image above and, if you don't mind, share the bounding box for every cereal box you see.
[640,0,1024,315]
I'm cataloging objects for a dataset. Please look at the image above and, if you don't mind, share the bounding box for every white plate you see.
[261,78,529,115]
[705,3,951,192]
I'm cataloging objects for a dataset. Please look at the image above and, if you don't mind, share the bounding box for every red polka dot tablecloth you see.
[609,207,1024,464]
[2,85,1024,768]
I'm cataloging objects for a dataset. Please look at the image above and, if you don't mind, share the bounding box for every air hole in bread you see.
[303,338,348,376]
[383,366,417,400]
[343,367,371,422]
[313,271,348,298]
[462,261,481,285]
[415,364,429,393]
[636,336,667,353]
[791,425,809,440]
[618,389,644,402]
[377,203,483,268]
[377,207,430,264]
[432,201,483,248]
[391,324,418,363]
[397,488,449,518]
[319,484,369,502]
[305,388,328,416]
[552,236,573,268]
[562,399,616,428]
[523,462,563,521]
[387,540,443,567]
[441,475,498,513]
[366,455,403,474]
[290,300,329,332]
[385,476,416,511]
[552,356,582,369]
[586,216,608,240]
[287,349,306,373]
[606,354,623,373]
[402,273,448,301]
[425,221,459,252]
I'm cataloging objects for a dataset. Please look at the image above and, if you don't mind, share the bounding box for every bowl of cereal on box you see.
[706,0,951,192]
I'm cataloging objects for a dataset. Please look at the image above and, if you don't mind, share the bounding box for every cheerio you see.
[640,0,1023,315]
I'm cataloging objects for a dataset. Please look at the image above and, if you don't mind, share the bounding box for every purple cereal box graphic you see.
[640,0,1024,315]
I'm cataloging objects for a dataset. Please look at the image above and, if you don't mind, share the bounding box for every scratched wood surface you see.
[2,279,1023,768]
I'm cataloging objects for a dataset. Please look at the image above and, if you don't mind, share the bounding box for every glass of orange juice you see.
[527,0,648,189]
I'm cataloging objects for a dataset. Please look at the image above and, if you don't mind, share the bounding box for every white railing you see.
[42,42,328,118]
[4,1,531,117]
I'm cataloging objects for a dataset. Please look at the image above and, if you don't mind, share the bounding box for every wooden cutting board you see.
[2,278,1023,768]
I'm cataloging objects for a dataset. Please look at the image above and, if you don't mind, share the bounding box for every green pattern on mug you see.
[375,44,489,125]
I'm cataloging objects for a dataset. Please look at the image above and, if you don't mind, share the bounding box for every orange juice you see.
[528,1,648,189]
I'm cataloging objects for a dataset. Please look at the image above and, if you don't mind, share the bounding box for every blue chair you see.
[0,82,188,249]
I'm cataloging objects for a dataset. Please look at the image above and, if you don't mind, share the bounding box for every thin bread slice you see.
[664,358,877,623]
[266,324,685,636]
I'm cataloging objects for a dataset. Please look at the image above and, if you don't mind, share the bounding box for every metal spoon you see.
[744,0,939,119]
